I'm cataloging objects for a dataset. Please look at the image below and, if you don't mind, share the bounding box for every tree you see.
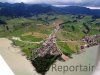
[0,20,9,31]
[83,23,90,33]
[0,20,6,25]
[71,25,75,31]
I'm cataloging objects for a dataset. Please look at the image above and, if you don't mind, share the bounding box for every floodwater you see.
[0,38,40,75]
[0,38,99,75]
[47,45,99,75]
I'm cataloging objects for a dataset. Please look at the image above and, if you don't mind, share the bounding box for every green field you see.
[12,40,42,59]
[0,14,100,75]
[57,42,74,56]
[0,14,100,57]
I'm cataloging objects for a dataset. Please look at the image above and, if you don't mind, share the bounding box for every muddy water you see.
[47,46,99,75]
[0,38,40,75]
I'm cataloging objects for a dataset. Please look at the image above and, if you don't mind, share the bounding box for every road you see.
[12,20,68,60]
[31,20,64,58]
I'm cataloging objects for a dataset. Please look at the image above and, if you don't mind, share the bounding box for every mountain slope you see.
[0,2,100,17]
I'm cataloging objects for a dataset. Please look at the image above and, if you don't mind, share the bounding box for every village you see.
[30,20,100,60]
[81,34,100,50]
[31,20,62,59]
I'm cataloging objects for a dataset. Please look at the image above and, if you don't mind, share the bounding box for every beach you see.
[0,38,40,75]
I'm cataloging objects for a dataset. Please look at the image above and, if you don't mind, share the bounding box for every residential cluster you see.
[81,34,100,49]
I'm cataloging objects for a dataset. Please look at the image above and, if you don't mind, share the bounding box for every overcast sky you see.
[0,0,100,9]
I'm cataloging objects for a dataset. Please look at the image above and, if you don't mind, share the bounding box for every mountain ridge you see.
[0,2,100,17]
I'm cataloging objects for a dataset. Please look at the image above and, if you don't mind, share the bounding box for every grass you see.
[0,14,100,58]
[20,35,43,42]
[1,14,99,75]
[12,40,42,59]
[57,42,74,57]
[89,29,100,35]
[40,29,52,35]
[59,15,100,41]
[67,41,80,52]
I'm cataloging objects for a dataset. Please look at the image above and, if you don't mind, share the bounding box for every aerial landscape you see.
[0,0,100,75]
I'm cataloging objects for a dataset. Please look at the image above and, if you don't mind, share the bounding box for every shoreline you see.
[47,45,99,75]
[0,38,40,75]
[0,38,99,75]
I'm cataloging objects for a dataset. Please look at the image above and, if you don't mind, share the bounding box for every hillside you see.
[0,3,100,17]
[0,14,99,58]
[0,3,100,75]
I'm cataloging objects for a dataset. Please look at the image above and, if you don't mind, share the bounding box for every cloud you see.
[0,0,100,7]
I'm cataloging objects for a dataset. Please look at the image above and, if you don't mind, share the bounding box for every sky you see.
[0,0,100,9]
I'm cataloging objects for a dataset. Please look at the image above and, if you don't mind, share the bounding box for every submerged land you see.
[0,38,99,75]
[0,3,100,75]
